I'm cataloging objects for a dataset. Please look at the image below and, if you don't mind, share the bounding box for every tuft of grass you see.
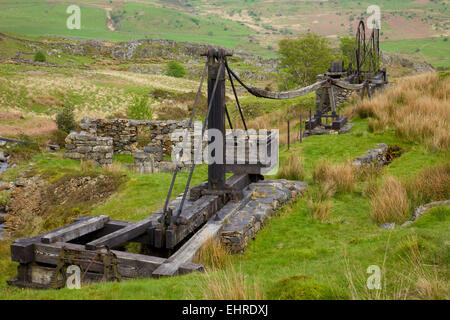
[200,266,264,300]
[194,237,231,270]
[277,154,305,181]
[370,176,410,225]
[267,275,340,300]
[307,198,333,223]
[357,73,450,151]
[313,160,356,194]
[405,163,450,207]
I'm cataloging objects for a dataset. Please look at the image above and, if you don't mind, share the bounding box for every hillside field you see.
[0,0,449,63]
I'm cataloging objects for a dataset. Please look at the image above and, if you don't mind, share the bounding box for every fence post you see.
[299,115,302,143]
[287,120,290,150]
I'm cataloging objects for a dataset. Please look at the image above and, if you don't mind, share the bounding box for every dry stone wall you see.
[64,132,113,166]
[80,117,189,155]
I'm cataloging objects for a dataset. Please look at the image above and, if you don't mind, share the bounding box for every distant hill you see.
[0,0,448,68]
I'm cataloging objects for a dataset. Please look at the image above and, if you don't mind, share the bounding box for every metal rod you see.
[162,61,208,214]
[225,59,248,131]
[225,105,233,129]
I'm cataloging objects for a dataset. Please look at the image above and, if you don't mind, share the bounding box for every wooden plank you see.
[153,186,254,277]
[41,215,109,244]
[11,217,92,263]
[33,242,165,278]
[85,216,157,250]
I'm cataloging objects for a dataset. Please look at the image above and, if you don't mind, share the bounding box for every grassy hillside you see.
[0,72,448,300]
[382,37,450,69]
[0,0,448,62]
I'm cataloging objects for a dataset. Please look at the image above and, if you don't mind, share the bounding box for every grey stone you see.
[380,223,396,230]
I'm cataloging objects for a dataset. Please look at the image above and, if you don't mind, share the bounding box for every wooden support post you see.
[207,50,226,191]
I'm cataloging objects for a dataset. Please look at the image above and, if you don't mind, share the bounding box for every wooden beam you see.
[85,216,159,250]
[153,186,253,277]
[11,217,92,263]
[41,215,109,244]
[33,242,165,279]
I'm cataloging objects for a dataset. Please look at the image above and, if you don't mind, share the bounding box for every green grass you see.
[0,116,448,299]
[382,37,450,69]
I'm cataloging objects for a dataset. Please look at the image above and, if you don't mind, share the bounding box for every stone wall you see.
[64,131,113,166]
[80,117,188,155]
[220,180,307,254]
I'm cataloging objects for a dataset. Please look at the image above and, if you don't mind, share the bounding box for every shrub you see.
[127,96,152,120]
[56,105,77,133]
[50,129,68,147]
[267,276,338,300]
[370,176,410,225]
[166,61,186,78]
[277,154,305,181]
[34,51,46,62]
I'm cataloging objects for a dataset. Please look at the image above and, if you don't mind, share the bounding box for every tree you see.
[34,51,46,62]
[339,36,356,69]
[56,105,77,133]
[127,96,152,120]
[278,34,335,89]
[166,61,186,78]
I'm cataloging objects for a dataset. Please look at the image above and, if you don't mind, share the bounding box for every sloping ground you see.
[0,72,448,299]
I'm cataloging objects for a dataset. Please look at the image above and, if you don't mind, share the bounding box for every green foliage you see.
[166,61,186,78]
[278,34,336,89]
[55,105,77,133]
[127,95,152,120]
[33,50,46,62]
[267,276,339,300]
[339,36,355,68]
[50,130,69,147]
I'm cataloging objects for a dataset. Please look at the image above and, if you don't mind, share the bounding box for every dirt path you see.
[105,8,116,32]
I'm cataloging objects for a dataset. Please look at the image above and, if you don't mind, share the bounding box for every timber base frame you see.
[8,174,258,289]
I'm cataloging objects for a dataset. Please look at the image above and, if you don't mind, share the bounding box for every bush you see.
[370,176,410,225]
[166,61,186,78]
[50,129,68,147]
[277,154,305,181]
[56,105,77,133]
[34,51,46,62]
[127,96,152,120]
[267,276,338,300]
